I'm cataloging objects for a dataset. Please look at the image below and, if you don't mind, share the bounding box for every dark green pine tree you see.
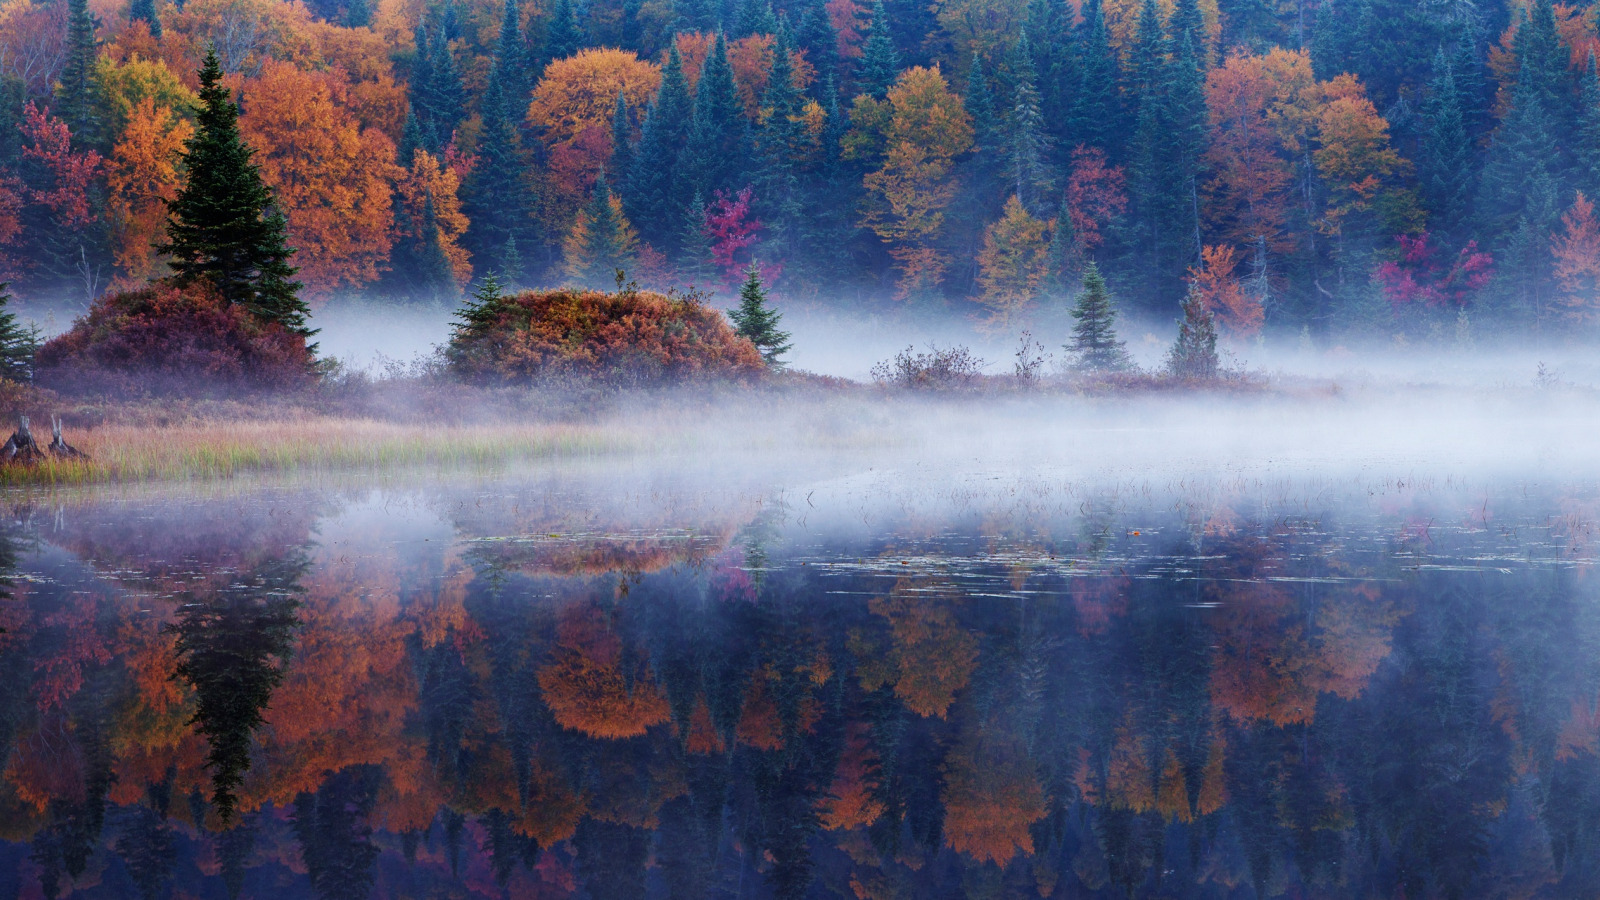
[1008,31,1052,215]
[1070,0,1123,156]
[424,26,465,150]
[1068,262,1130,372]
[1127,0,1169,296]
[57,0,100,148]
[729,263,792,367]
[408,24,436,149]
[493,0,530,117]
[397,107,423,166]
[1575,51,1600,200]
[571,174,635,287]
[964,51,997,151]
[1478,21,1567,241]
[757,26,804,261]
[1450,21,1490,143]
[674,0,720,34]
[546,0,582,63]
[413,192,460,302]
[129,0,162,38]
[1420,49,1474,236]
[796,0,838,80]
[1162,28,1207,268]
[463,73,533,277]
[858,0,900,99]
[610,91,633,194]
[1167,284,1218,380]
[0,284,37,383]
[679,191,715,284]
[1169,0,1203,54]
[345,0,370,27]
[164,50,311,338]
[683,32,747,198]
[1027,0,1075,142]
[734,0,776,37]
[627,44,693,252]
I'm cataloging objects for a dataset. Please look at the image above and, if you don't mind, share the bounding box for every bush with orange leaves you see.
[36,281,314,396]
[446,286,764,387]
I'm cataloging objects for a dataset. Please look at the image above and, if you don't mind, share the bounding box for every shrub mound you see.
[446,287,764,386]
[36,281,313,395]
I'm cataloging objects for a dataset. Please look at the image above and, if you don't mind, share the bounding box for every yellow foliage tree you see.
[975,195,1051,326]
[860,66,973,300]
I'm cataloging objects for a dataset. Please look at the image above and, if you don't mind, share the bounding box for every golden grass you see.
[0,418,643,485]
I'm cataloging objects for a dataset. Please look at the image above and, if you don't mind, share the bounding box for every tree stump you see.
[0,416,87,465]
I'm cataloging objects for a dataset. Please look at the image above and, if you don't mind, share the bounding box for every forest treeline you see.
[0,0,1596,341]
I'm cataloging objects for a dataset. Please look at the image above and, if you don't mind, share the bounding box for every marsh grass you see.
[0,419,642,485]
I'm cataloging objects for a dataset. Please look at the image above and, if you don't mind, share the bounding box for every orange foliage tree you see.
[107,98,193,283]
[528,46,661,217]
[1202,48,1312,255]
[239,59,397,297]
[942,732,1047,864]
[975,194,1050,325]
[1553,191,1600,324]
[535,605,671,739]
[394,149,472,284]
[1187,244,1263,338]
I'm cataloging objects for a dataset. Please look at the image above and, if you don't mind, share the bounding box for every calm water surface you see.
[3,457,1600,899]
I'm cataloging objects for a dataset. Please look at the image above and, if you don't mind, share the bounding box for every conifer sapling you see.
[729,263,792,368]
[1067,262,1130,372]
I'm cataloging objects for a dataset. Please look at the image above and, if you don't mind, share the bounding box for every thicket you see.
[35,280,315,395]
[445,284,764,386]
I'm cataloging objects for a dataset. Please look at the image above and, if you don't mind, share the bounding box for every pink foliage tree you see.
[705,187,766,286]
[1375,232,1493,310]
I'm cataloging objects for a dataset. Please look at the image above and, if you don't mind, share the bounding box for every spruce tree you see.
[424,27,465,150]
[1070,0,1122,156]
[674,0,719,34]
[463,74,533,276]
[683,32,747,198]
[345,0,370,28]
[1167,285,1218,380]
[627,45,693,252]
[1008,31,1052,215]
[129,0,162,38]
[566,174,639,286]
[164,50,310,338]
[57,0,100,148]
[679,192,715,284]
[546,0,582,63]
[610,92,633,193]
[757,26,804,260]
[0,284,38,384]
[964,52,997,151]
[1067,262,1130,372]
[1421,50,1473,235]
[1577,51,1600,199]
[494,0,530,117]
[413,193,459,303]
[858,1,900,99]
[729,263,792,367]
[796,0,838,79]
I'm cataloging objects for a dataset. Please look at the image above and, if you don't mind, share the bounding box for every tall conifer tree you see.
[164,50,310,338]
[1421,50,1473,235]
[627,45,693,251]
[683,32,746,198]
[129,0,162,38]
[57,0,100,148]
[858,1,899,98]
[1070,0,1122,156]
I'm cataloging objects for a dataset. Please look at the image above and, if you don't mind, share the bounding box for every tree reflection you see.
[169,557,304,823]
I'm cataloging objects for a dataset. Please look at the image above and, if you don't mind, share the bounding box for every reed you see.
[0,418,643,485]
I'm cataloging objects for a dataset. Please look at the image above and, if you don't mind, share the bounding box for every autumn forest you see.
[0,0,1595,343]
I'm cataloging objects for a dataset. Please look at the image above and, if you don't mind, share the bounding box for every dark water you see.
[3,463,1600,899]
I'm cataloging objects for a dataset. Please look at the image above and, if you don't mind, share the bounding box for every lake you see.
[2,413,1599,898]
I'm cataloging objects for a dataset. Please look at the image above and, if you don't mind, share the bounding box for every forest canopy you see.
[0,0,1591,343]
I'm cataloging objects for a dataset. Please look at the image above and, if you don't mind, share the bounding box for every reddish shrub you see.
[446,287,764,386]
[36,281,314,395]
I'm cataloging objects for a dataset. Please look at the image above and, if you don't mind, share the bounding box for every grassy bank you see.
[0,418,641,485]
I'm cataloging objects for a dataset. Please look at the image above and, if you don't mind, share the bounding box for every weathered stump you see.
[0,416,87,465]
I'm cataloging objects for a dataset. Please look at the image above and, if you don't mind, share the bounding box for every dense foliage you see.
[0,0,1584,343]
[446,285,764,384]
[35,280,315,393]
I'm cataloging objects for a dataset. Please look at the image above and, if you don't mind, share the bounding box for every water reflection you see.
[0,473,1598,898]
